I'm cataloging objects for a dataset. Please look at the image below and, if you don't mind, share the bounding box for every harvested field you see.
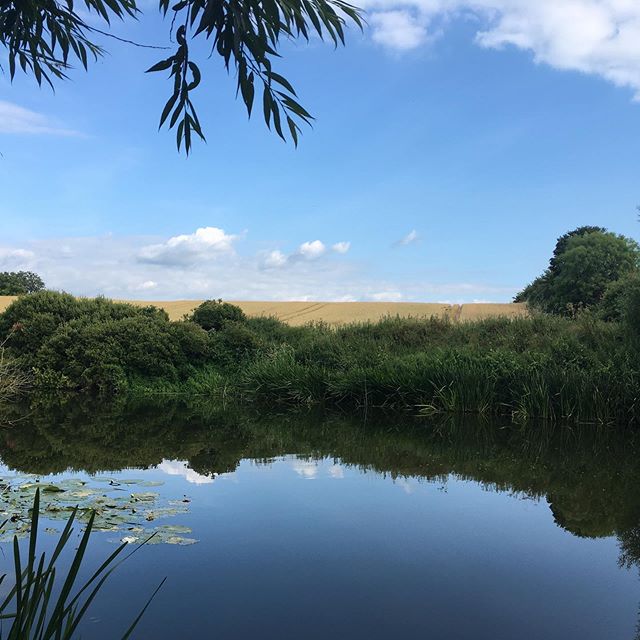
[0,295,527,325]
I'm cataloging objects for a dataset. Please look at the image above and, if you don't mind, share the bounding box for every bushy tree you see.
[190,299,246,331]
[0,291,210,392]
[515,227,640,315]
[0,271,45,295]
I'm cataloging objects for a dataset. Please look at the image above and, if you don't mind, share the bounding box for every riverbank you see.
[1,292,636,425]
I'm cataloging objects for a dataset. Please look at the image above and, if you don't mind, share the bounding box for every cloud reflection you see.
[157,459,214,485]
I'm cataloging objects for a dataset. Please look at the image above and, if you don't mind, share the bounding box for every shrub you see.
[190,299,246,331]
[600,274,640,321]
[0,291,169,357]
[0,292,210,393]
[210,321,263,366]
[245,316,293,344]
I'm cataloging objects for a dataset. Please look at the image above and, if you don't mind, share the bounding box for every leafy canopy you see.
[0,271,45,295]
[0,0,363,152]
[515,226,640,315]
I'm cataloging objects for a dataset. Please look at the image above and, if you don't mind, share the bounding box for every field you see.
[0,296,527,325]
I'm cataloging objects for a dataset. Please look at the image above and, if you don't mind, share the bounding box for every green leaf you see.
[146,57,174,74]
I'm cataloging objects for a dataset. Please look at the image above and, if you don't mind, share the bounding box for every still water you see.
[1,399,639,639]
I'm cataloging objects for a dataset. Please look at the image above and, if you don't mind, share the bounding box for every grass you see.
[0,489,164,639]
[0,295,527,325]
[2,291,637,426]
[132,312,640,426]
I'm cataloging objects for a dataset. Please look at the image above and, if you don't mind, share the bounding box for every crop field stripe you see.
[0,296,528,325]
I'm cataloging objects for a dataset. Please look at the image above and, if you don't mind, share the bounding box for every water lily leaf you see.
[130,492,158,502]
[155,524,192,534]
[0,472,195,545]
[165,536,197,545]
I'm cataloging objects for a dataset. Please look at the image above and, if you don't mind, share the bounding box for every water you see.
[1,399,639,639]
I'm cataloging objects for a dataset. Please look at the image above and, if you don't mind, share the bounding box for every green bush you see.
[0,292,209,392]
[190,299,246,331]
[210,321,263,366]
[600,274,640,321]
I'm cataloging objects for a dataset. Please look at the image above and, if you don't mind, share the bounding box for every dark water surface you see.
[1,400,639,639]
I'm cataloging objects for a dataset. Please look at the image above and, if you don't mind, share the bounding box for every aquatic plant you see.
[0,489,164,639]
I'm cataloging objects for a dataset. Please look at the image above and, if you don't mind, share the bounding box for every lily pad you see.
[0,473,195,545]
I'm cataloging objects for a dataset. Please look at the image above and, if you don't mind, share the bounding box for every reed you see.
[0,489,164,639]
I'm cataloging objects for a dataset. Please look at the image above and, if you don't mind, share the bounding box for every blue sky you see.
[1,1,640,301]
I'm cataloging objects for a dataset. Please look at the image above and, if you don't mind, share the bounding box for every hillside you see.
[0,296,527,326]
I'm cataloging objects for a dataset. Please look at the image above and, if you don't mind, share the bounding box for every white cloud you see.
[138,226,238,265]
[332,294,357,302]
[260,250,288,269]
[0,248,35,268]
[0,233,519,302]
[371,10,429,50]
[369,291,404,301]
[332,241,351,254]
[0,100,80,136]
[130,280,158,291]
[297,240,327,260]
[396,229,419,246]
[364,1,640,99]
[260,239,350,269]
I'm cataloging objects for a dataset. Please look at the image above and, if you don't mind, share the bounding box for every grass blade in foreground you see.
[0,488,164,639]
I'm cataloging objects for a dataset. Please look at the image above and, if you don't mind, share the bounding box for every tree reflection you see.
[2,396,640,555]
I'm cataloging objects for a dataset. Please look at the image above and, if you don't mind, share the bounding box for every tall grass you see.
[0,489,164,639]
[3,290,638,426]
[230,314,640,425]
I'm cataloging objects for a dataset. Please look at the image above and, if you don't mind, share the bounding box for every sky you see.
[1,0,640,302]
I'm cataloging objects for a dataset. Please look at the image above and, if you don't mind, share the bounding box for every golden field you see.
[0,296,527,326]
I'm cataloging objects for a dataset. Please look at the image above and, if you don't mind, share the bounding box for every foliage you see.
[516,227,640,314]
[0,0,135,88]
[209,320,263,366]
[0,272,45,296]
[4,292,640,424]
[0,330,29,402]
[1,0,362,152]
[600,273,640,321]
[190,299,246,331]
[0,489,163,639]
[0,292,209,393]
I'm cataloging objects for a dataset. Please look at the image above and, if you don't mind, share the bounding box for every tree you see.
[190,299,246,331]
[1,0,362,153]
[0,271,45,295]
[515,227,640,314]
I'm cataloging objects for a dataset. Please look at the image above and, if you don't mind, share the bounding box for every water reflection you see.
[1,398,640,547]
[1,398,640,638]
